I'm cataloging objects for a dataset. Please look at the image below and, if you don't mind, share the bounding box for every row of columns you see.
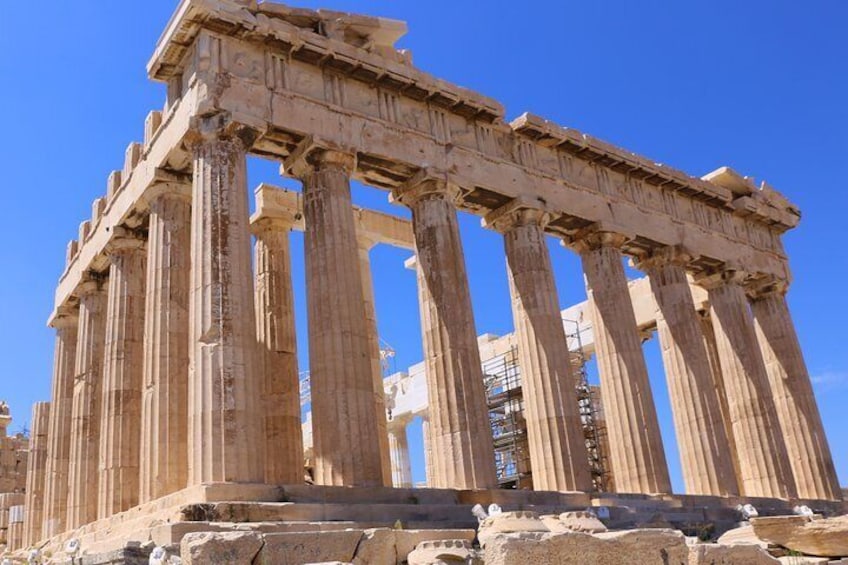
[35,120,840,543]
[39,123,268,538]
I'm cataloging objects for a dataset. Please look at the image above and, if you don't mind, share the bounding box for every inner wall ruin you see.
[7,0,845,559]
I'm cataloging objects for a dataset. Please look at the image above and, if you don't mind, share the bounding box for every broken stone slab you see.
[540,511,607,534]
[351,529,395,564]
[180,531,263,565]
[689,543,780,564]
[484,528,690,565]
[751,515,848,558]
[776,556,830,565]
[716,524,768,548]
[396,529,476,558]
[407,539,482,565]
[477,511,548,547]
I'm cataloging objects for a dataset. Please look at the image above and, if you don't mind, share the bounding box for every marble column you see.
[187,120,264,484]
[297,149,384,486]
[486,203,592,492]
[697,270,796,499]
[356,233,393,487]
[750,281,841,500]
[421,414,435,488]
[394,178,497,489]
[571,231,670,494]
[638,248,738,496]
[23,402,50,547]
[140,189,191,503]
[254,222,304,485]
[387,418,413,488]
[42,310,77,537]
[98,229,147,518]
[67,277,107,529]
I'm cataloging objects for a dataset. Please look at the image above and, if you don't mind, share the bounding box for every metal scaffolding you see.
[483,346,532,489]
[564,319,611,492]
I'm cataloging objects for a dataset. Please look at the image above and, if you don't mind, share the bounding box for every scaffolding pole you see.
[564,319,611,492]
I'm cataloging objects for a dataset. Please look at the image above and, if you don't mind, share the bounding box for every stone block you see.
[776,557,830,565]
[689,543,779,564]
[67,239,79,264]
[484,528,689,565]
[78,219,91,243]
[180,531,263,565]
[752,515,848,558]
[255,530,363,565]
[123,142,143,180]
[717,524,768,548]
[145,110,163,148]
[351,528,395,564]
[107,170,122,199]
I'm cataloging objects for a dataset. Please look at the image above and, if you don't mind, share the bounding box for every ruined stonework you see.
[0,404,28,496]
[8,0,844,562]
[0,403,29,551]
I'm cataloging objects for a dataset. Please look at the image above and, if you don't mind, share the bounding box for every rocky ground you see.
[3,508,848,564]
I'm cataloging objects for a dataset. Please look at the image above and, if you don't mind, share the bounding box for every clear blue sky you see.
[0,1,845,493]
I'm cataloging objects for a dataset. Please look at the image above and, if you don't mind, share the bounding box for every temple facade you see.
[10,0,844,558]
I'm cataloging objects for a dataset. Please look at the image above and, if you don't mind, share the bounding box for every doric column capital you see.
[390,169,461,208]
[252,212,301,237]
[561,225,631,254]
[76,272,108,298]
[105,226,146,258]
[482,197,551,233]
[185,112,258,153]
[50,306,79,330]
[143,170,193,209]
[694,267,749,290]
[746,276,790,300]
[633,245,694,272]
[282,135,357,180]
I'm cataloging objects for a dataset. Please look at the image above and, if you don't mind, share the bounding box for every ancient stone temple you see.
[9,0,846,562]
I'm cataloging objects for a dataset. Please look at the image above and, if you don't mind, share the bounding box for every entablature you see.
[251,183,414,250]
[168,24,793,282]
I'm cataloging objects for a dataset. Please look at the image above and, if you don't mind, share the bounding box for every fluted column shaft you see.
[254,224,304,485]
[396,180,497,489]
[187,123,264,484]
[98,232,147,518]
[42,314,77,537]
[489,206,592,492]
[67,279,107,529]
[299,150,384,486]
[140,191,191,502]
[699,311,745,490]
[639,250,737,496]
[387,418,413,488]
[356,234,393,487]
[575,233,670,494]
[750,284,841,500]
[23,402,51,547]
[699,272,796,498]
